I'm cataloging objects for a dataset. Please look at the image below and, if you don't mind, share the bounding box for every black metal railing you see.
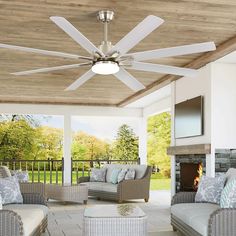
[0,157,140,184]
[0,158,64,184]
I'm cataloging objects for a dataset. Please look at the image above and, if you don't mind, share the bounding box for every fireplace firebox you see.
[180,163,203,191]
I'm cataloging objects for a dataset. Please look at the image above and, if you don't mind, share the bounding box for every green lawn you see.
[28,171,170,190]
[150,178,170,190]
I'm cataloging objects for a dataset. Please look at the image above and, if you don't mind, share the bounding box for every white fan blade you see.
[11,63,90,76]
[50,16,104,56]
[127,61,197,77]
[113,68,145,91]
[109,15,164,56]
[0,43,85,59]
[65,69,95,91]
[124,42,216,61]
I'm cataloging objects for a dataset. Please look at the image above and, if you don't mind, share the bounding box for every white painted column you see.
[63,114,72,184]
[139,117,147,165]
[206,149,215,177]
[170,81,176,197]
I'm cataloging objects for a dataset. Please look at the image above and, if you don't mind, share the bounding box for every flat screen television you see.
[175,96,204,139]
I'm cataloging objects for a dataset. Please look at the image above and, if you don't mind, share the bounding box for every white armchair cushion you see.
[4,204,48,236]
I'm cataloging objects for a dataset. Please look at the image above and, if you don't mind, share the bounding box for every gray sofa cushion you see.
[171,203,219,236]
[4,204,48,236]
[83,182,118,193]
[104,164,147,182]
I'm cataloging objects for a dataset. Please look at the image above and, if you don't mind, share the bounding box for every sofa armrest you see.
[22,193,47,205]
[208,208,236,236]
[0,210,24,236]
[171,192,196,205]
[118,177,150,201]
[78,176,90,183]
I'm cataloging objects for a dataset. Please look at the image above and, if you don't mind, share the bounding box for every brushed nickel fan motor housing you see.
[97,10,114,23]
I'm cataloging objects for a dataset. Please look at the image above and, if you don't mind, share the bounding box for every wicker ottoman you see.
[46,183,88,204]
[83,204,147,236]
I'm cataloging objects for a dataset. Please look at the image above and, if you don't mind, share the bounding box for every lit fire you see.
[193,164,203,190]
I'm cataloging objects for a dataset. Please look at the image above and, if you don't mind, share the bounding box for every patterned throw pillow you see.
[11,170,29,183]
[0,166,12,178]
[220,178,236,208]
[0,176,23,205]
[195,175,226,204]
[0,194,2,210]
[118,168,128,183]
[90,168,107,182]
[110,168,122,184]
[125,169,135,180]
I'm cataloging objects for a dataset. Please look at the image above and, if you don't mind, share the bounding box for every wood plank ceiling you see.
[0,0,235,106]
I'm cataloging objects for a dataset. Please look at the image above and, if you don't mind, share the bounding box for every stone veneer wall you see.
[215,149,236,173]
[175,149,236,192]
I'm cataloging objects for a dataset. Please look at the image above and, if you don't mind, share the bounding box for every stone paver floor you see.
[43,190,182,236]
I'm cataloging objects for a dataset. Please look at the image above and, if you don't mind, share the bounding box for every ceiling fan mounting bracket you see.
[97,10,114,23]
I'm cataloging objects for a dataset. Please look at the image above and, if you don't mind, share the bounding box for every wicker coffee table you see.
[46,183,88,204]
[83,204,147,236]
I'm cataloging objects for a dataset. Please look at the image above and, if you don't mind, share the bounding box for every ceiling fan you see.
[0,10,216,92]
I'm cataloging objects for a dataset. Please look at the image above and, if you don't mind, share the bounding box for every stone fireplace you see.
[168,144,236,194]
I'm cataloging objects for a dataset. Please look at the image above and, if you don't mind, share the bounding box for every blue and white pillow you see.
[117,168,128,183]
[110,168,122,184]
[11,170,29,183]
[90,168,107,182]
[220,178,236,208]
[0,176,23,205]
[195,175,226,204]
[125,169,135,180]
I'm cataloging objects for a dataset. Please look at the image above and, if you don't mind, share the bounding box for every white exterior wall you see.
[211,63,236,149]
[174,64,212,146]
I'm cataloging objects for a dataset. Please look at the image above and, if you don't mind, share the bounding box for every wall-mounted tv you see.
[175,96,204,139]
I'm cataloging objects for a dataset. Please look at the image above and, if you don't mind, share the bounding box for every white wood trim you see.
[0,103,142,117]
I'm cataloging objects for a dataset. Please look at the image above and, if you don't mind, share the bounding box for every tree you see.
[33,126,63,160]
[113,124,139,160]
[72,131,109,160]
[147,112,171,177]
[0,120,36,160]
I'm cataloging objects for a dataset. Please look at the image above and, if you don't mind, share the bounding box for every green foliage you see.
[147,112,171,178]
[72,131,108,160]
[0,120,36,160]
[113,124,139,160]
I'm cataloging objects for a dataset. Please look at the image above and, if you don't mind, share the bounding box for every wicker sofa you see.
[79,164,151,203]
[171,168,236,236]
[0,166,48,236]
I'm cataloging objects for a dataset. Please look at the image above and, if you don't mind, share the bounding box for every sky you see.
[35,115,140,141]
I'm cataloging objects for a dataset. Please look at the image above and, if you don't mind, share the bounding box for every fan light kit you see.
[92,61,119,75]
[0,10,216,91]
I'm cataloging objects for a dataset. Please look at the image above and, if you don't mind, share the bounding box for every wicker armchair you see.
[0,192,47,236]
[171,192,236,236]
[79,166,151,203]
[0,166,47,236]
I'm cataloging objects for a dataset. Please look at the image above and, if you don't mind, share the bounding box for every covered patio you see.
[0,1,236,236]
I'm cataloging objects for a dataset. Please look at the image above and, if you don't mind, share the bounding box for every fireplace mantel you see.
[167,144,211,155]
